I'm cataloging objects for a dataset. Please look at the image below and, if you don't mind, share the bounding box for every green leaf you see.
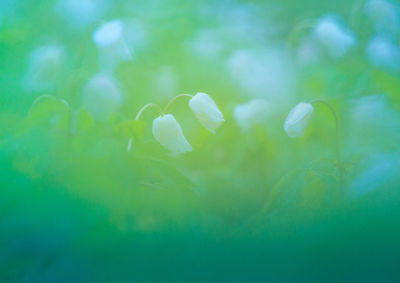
[114,120,146,139]
[76,108,94,132]
[19,95,71,133]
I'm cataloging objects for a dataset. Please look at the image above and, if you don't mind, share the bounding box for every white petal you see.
[189,92,224,134]
[152,114,192,156]
[284,102,314,138]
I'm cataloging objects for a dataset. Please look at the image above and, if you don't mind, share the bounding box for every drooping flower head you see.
[93,20,132,71]
[152,114,192,157]
[284,102,314,138]
[189,92,224,134]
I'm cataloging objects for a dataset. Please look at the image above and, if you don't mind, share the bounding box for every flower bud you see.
[152,114,192,156]
[93,20,132,71]
[188,92,224,134]
[234,99,269,132]
[284,102,314,138]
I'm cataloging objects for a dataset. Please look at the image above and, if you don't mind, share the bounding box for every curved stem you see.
[127,103,163,153]
[135,103,164,121]
[164,94,193,113]
[310,99,343,192]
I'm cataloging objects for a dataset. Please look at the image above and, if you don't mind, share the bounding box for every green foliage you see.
[1,0,400,281]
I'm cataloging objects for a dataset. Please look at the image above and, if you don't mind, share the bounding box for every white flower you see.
[55,0,106,31]
[24,45,66,92]
[188,92,224,134]
[234,99,269,131]
[366,35,400,69]
[313,15,356,59]
[92,20,132,71]
[284,102,314,138]
[152,114,192,156]
[227,48,294,101]
[82,73,122,120]
[365,0,400,34]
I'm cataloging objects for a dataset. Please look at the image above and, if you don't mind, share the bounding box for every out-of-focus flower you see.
[348,94,400,152]
[153,66,178,99]
[152,114,192,156]
[24,45,66,92]
[313,15,356,59]
[93,20,132,71]
[55,0,107,32]
[296,36,323,66]
[187,29,224,59]
[234,99,269,131]
[350,153,400,198]
[82,73,122,120]
[228,48,295,101]
[366,35,400,70]
[365,0,400,34]
[189,92,224,134]
[284,102,314,138]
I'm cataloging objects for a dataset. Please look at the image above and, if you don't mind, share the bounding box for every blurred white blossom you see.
[347,94,400,152]
[284,102,314,138]
[366,35,400,70]
[55,0,107,31]
[189,92,224,134]
[365,0,400,34]
[234,99,269,132]
[93,20,133,71]
[24,44,66,92]
[153,66,179,99]
[313,15,356,59]
[350,153,400,198]
[187,29,224,59]
[152,114,192,157]
[82,73,122,120]
[228,48,295,100]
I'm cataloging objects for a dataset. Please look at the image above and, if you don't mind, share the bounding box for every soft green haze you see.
[1,0,400,282]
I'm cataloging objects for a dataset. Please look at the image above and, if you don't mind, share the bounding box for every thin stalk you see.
[135,103,164,121]
[164,94,192,113]
[310,99,343,192]
[127,103,164,152]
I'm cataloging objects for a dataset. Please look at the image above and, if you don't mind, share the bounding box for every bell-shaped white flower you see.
[82,73,122,120]
[93,20,132,71]
[234,99,269,132]
[24,44,66,92]
[313,15,356,59]
[284,102,314,138]
[152,114,192,156]
[188,92,224,134]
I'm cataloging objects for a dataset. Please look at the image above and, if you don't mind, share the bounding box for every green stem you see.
[164,94,193,113]
[135,103,164,121]
[127,103,164,152]
[310,99,344,192]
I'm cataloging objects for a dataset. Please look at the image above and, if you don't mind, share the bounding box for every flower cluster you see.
[138,92,224,157]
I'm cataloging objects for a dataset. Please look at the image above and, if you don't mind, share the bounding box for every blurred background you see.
[1,0,400,281]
